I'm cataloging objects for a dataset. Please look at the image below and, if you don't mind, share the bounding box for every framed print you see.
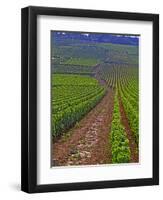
[21,6,159,193]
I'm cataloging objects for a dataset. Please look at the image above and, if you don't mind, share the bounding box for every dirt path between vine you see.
[52,88,114,166]
[119,97,139,163]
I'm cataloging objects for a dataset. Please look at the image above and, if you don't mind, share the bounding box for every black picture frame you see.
[21,6,159,193]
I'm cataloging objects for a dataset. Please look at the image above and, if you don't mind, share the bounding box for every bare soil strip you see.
[118,96,139,163]
[52,88,114,166]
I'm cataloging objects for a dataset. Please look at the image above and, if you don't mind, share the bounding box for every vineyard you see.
[51,31,139,166]
[52,74,106,137]
[98,64,139,145]
[98,64,139,162]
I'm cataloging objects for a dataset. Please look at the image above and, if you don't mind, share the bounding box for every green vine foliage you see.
[111,91,131,163]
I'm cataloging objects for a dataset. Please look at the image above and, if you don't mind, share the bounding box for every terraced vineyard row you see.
[52,74,106,138]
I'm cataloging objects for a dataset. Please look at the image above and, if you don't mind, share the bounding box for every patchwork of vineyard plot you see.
[51,74,106,138]
[51,43,108,75]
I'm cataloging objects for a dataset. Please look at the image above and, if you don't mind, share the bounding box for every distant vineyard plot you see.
[63,58,100,66]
